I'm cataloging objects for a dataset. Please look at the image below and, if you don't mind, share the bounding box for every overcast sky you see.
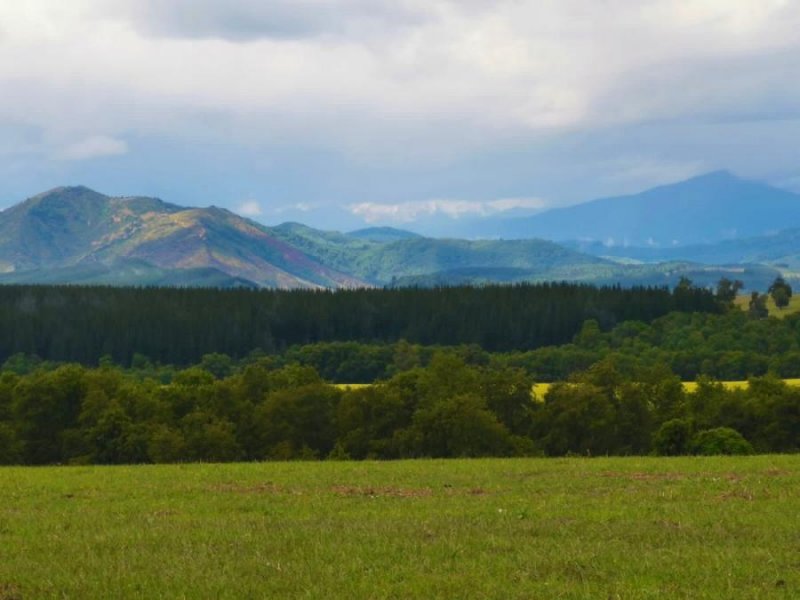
[1,0,799,232]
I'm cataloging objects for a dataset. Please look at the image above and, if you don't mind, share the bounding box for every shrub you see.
[652,419,693,456]
[690,427,754,456]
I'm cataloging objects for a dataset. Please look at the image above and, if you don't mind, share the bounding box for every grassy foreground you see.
[1,457,798,599]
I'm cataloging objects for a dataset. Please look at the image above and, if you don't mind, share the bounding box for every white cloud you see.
[0,0,798,164]
[349,197,545,223]
[486,198,546,212]
[55,135,128,161]
[236,200,263,216]
[0,0,799,209]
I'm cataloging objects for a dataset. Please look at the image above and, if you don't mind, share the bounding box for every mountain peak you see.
[482,170,800,245]
[26,185,107,204]
[688,169,735,181]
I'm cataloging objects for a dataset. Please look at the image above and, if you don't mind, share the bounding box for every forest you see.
[0,282,717,365]
[0,352,796,464]
[1,279,797,464]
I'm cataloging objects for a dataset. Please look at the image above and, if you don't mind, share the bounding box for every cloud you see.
[3,0,799,163]
[236,200,263,216]
[348,197,545,223]
[104,0,433,41]
[0,1,799,222]
[486,198,546,212]
[55,135,128,161]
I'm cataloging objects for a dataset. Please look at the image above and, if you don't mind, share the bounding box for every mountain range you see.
[0,171,798,290]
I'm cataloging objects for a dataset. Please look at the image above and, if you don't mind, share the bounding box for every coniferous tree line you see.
[0,353,797,465]
[3,296,799,385]
[0,283,717,366]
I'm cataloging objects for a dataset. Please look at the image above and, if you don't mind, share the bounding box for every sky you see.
[1,0,800,233]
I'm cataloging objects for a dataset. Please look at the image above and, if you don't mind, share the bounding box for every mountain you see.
[481,171,800,245]
[0,184,787,291]
[269,224,611,284]
[270,221,783,290]
[0,187,365,289]
[348,226,421,243]
[569,227,800,270]
[0,187,611,289]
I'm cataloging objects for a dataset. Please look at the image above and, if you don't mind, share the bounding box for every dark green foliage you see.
[253,384,341,459]
[690,427,754,455]
[3,280,800,464]
[1,350,799,463]
[401,394,515,458]
[335,386,409,459]
[0,422,22,464]
[496,309,800,381]
[748,291,769,319]
[652,419,693,456]
[534,382,618,456]
[769,277,793,309]
[715,277,743,306]
[0,283,716,365]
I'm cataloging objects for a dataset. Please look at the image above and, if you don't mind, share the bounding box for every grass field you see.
[1,457,798,599]
[734,293,800,318]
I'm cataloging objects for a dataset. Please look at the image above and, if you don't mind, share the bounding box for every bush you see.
[652,419,693,456]
[690,427,754,456]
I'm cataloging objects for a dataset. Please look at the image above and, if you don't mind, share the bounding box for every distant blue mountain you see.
[482,171,800,245]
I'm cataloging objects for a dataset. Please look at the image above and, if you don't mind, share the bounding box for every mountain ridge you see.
[476,171,800,245]
[0,178,792,290]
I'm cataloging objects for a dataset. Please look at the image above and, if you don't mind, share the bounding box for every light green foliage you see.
[690,427,754,455]
[0,457,797,598]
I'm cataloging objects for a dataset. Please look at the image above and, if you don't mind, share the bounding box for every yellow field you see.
[339,381,800,398]
[534,379,800,397]
[734,293,800,318]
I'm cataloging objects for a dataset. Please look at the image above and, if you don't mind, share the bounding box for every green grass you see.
[1,457,798,598]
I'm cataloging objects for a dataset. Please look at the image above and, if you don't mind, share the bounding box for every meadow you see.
[1,456,798,599]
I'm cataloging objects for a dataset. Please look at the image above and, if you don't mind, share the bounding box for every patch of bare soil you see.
[0,583,22,600]
[601,471,685,481]
[330,485,433,498]
[210,482,285,494]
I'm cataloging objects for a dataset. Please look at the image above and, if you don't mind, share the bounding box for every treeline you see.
[209,307,800,382]
[4,293,799,385]
[0,283,718,365]
[0,353,796,465]
[5,307,800,385]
